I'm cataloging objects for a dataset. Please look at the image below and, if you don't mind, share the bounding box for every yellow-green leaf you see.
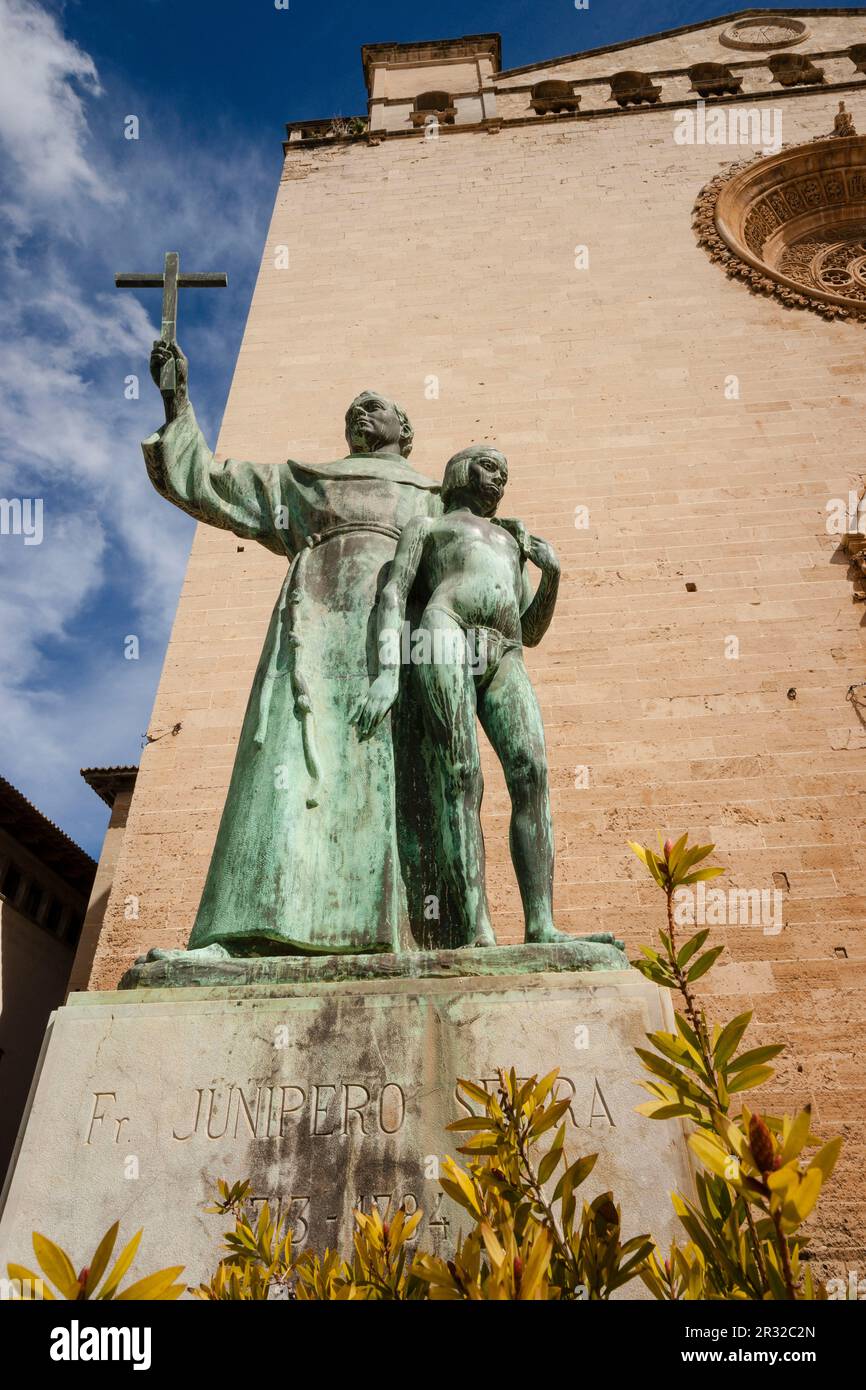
[726,1044,784,1073]
[538,1144,563,1186]
[532,1069,560,1109]
[440,1160,481,1217]
[530,1097,571,1137]
[689,1133,735,1181]
[455,1079,492,1109]
[713,1012,752,1068]
[116,1267,186,1301]
[520,1227,554,1300]
[32,1233,78,1299]
[680,866,725,885]
[478,1223,505,1269]
[790,1169,822,1224]
[810,1136,842,1184]
[686,946,725,982]
[727,1064,774,1094]
[84,1222,119,1297]
[98,1228,143,1300]
[676,930,710,969]
[779,1107,812,1165]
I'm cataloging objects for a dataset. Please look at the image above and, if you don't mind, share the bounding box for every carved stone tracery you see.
[778,236,866,302]
[694,128,866,321]
[719,18,809,51]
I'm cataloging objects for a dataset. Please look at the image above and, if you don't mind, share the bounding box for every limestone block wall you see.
[87,75,866,1270]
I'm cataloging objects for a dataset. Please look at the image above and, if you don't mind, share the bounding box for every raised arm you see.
[143,340,281,551]
[352,516,430,740]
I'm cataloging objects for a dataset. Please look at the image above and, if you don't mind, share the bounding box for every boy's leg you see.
[417,608,496,948]
[477,650,569,944]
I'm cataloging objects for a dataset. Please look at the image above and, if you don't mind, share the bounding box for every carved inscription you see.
[244,1189,452,1250]
[85,1092,130,1145]
[170,1081,407,1142]
[83,1072,614,1149]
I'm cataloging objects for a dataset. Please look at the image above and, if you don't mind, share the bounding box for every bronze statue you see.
[141,339,440,957]
[125,323,622,973]
[354,445,589,949]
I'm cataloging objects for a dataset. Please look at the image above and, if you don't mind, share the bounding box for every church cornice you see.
[361,33,501,93]
[496,9,866,81]
[284,13,866,151]
[284,76,866,153]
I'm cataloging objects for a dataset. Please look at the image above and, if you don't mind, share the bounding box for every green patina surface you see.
[119,940,629,992]
[140,347,623,975]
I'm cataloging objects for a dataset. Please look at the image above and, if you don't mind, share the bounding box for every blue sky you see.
[0,0,859,856]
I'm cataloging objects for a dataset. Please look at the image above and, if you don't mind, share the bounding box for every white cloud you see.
[0,0,274,850]
[0,511,105,657]
[0,0,109,212]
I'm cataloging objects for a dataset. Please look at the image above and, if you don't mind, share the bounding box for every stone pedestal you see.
[0,958,693,1287]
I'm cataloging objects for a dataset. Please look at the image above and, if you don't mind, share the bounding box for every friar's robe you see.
[143,404,441,954]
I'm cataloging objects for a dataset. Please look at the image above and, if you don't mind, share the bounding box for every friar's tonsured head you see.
[441,445,508,515]
[345,390,414,458]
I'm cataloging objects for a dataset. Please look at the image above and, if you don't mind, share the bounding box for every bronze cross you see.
[115,251,227,391]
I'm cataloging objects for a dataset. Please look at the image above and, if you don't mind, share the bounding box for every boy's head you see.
[441,446,508,515]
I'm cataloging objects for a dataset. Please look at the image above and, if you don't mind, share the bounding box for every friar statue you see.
[142,339,441,957]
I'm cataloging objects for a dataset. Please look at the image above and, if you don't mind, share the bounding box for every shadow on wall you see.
[0,903,76,1186]
[65,884,110,999]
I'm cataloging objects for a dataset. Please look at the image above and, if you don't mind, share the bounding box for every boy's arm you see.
[519,534,560,648]
[352,517,430,739]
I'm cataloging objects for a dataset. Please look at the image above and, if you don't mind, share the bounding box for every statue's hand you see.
[351,672,399,741]
[525,535,560,577]
[149,339,189,421]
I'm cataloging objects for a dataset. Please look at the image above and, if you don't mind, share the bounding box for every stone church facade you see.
[85,11,866,1272]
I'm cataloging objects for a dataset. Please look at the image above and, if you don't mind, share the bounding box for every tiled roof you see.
[0,775,96,895]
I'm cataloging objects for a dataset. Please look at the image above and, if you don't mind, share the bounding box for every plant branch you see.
[664,886,771,1296]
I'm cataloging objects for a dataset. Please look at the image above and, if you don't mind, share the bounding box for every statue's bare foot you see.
[472,927,498,948]
[578,931,627,952]
[134,943,233,966]
[525,924,578,946]
[526,925,626,950]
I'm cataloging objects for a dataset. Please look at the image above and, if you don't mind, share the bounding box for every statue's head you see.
[345,390,414,458]
[441,445,508,516]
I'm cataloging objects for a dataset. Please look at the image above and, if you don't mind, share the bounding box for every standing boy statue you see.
[353,444,616,953]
